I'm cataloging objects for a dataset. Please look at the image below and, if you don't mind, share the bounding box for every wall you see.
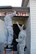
[30,0,36,54]
[12,17,27,24]
[0,19,5,43]
[27,0,30,7]
[26,16,31,54]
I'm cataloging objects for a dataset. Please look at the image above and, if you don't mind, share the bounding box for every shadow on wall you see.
[26,16,31,54]
[0,19,5,43]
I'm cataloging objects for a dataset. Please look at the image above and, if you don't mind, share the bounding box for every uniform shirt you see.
[16,30,26,45]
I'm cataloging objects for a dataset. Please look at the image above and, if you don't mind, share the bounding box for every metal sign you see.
[16,11,29,16]
[0,11,29,16]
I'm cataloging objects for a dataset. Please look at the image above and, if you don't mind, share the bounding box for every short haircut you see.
[23,25,26,30]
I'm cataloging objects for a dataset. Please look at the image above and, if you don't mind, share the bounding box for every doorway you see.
[12,24,22,51]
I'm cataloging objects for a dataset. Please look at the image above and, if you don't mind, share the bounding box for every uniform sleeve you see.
[16,31,26,42]
[16,35,23,42]
[16,38,23,42]
[16,23,22,30]
[8,12,16,17]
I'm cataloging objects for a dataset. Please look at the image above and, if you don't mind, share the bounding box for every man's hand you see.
[16,39,18,41]
[8,44,11,48]
[14,10,16,14]
[16,22,19,25]
[12,10,16,16]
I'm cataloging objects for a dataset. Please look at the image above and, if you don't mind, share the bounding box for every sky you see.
[0,0,22,7]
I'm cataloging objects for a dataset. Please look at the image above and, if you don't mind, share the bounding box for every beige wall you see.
[12,19,27,24]
[12,17,28,25]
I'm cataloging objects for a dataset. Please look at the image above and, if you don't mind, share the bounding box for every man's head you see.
[23,25,26,30]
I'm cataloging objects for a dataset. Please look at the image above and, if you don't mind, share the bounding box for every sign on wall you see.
[0,11,29,16]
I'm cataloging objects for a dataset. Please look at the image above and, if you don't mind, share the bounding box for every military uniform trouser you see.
[17,44,25,54]
[5,26,13,45]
